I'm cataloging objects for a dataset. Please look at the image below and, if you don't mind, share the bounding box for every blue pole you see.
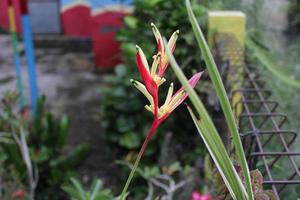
[20,0,39,115]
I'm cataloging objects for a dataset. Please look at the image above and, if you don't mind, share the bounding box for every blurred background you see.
[0,0,299,199]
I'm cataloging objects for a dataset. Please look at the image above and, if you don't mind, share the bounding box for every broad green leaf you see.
[119,132,140,148]
[124,16,138,29]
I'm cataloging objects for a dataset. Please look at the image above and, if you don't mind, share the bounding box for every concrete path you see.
[0,34,119,186]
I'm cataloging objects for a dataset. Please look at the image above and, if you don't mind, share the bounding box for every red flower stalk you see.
[120,24,202,200]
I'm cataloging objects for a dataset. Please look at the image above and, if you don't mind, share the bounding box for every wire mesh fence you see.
[214,33,300,199]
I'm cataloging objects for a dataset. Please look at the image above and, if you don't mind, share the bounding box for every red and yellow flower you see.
[132,23,202,128]
[121,23,203,199]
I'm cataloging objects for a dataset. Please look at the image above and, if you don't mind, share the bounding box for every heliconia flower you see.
[157,72,202,121]
[131,72,202,140]
[121,24,202,200]
[151,23,179,76]
[130,79,155,112]
[135,45,159,98]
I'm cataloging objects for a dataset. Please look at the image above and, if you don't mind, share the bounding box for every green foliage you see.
[0,163,29,200]
[287,0,300,33]
[101,64,151,150]
[164,1,254,198]
[184,1,253,199]
[118,160,194,199]
[0,93,90,200]
[169,54,247,199]
[62,178,115,200]
[246,37,300,89]
[117,0,208,68]
[215,169,276,200]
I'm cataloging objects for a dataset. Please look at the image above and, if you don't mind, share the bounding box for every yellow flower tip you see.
[175,30,180,34]
[152,53,159,58]
[145,105,154,113]
[150,22,157,29]
[158,77,166,86]
[151,23,160,36]
[130,79,135,84]
[135,45,140,51]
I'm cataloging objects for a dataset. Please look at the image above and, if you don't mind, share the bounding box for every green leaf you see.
[90,179,103,200]
[50,144,90,168]
[142,166,160,179]
[168,161,182,174]
[57,115,70,147]
[246,37,300,89]
[165,34,247,200]
[32,146,50,163]
[119,132,140,148]
[62,185,82,200]
[120,43,136,57]
[70,178,86,200]
[187,106,245,200]
[124,16,138,29]
[204,154,213,182]
[185,0,253,199]
[116,117,134,132]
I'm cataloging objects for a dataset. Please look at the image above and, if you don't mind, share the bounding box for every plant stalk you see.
[120,120,159,200]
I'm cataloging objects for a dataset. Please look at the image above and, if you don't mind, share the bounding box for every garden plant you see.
[0,0,298,199]
[117,0,261,199]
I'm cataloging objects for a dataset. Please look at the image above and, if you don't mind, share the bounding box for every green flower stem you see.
[120,120,159,200]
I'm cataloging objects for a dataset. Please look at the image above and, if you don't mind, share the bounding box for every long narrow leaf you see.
[185,1,253,199]
[188,107,239,199]
[62,185,82,199]
[164,38,247,199]
[246,37,300,89]
[90,179,102,200]
[70,178,86,200]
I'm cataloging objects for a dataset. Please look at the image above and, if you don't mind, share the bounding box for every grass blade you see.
[90,179,102,200]
[185,0,253,199]
[70,178,86,200]
[246,37,300,89]
[188,107,244,199]
[164,38,247,199]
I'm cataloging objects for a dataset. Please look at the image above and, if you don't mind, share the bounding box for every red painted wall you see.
[0,0,131,69]
[92,11,128,68]
[61,5,91,37]
[0,0,22,33]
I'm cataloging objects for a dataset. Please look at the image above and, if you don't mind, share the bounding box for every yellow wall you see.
[208,11,246,48]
